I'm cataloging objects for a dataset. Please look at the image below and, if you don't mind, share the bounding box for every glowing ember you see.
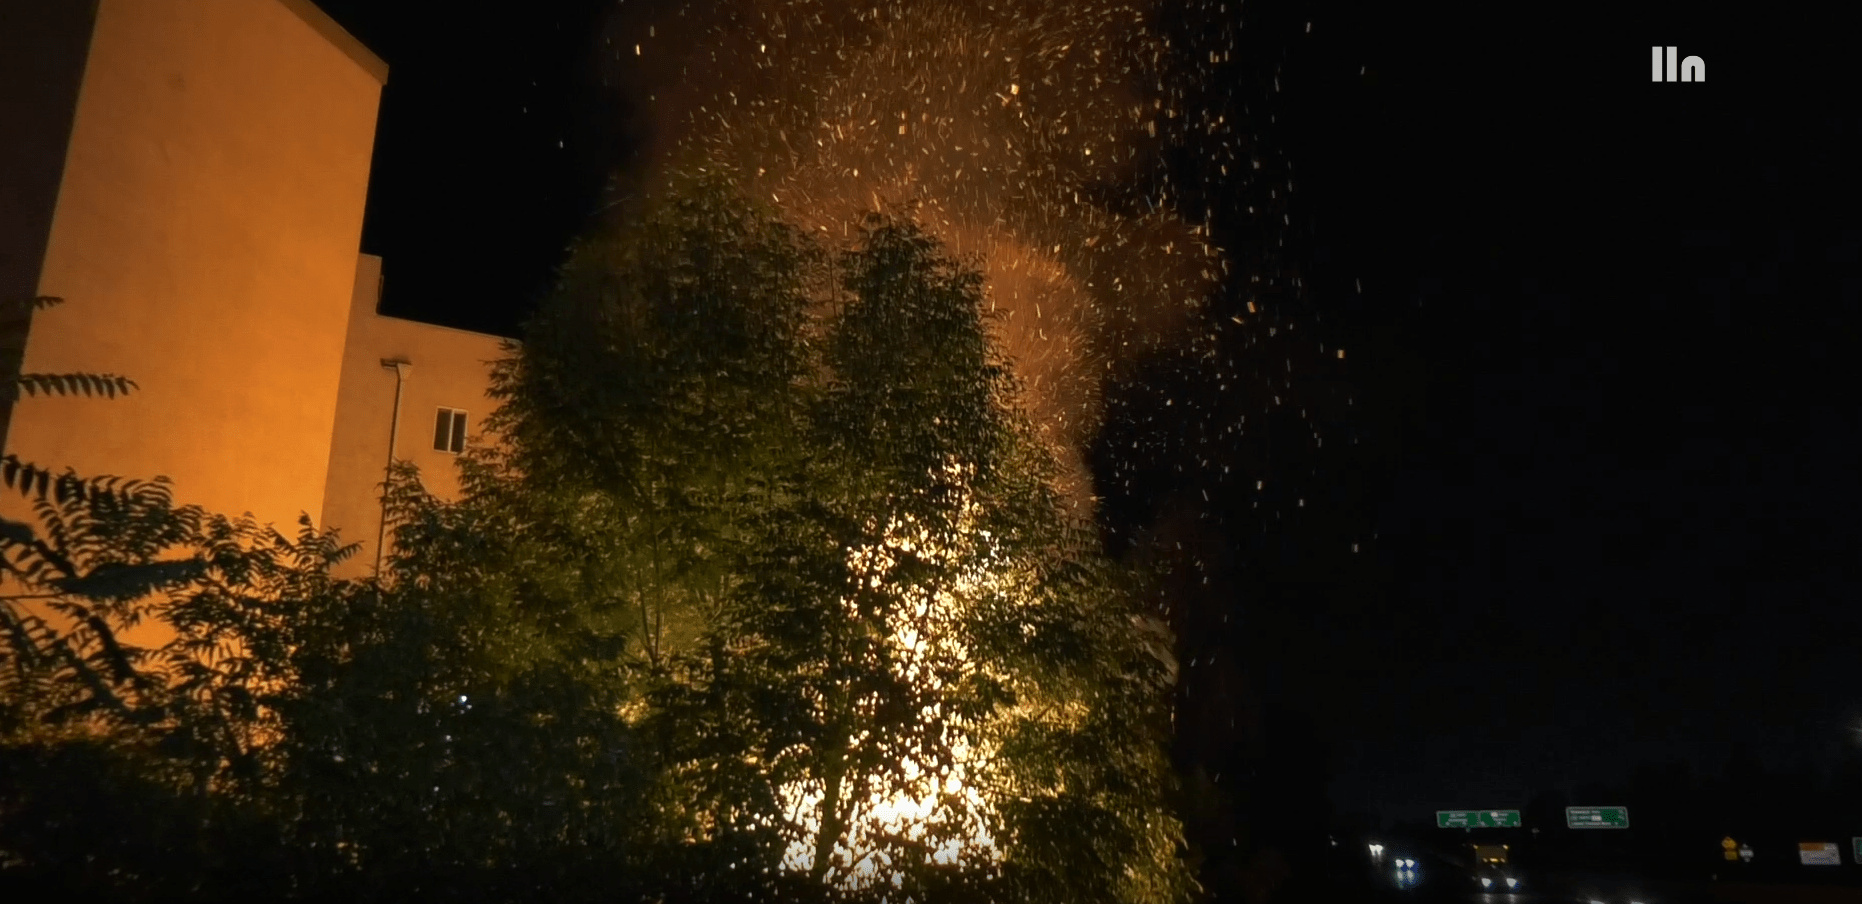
[605,0,1225,512]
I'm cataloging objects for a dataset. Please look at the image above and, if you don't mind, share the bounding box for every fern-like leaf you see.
[1,455,55,500]
[4,372,138,401]
[0,606,48,673]
[2,530,79,586]
[1,455,173,509]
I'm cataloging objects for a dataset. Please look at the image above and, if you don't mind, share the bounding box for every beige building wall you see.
[321,254,509,577]
[5,0,386,531]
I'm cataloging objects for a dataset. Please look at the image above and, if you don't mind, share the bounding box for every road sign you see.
[1565,806,1629,829]
[1800,842,1840,866]
[1436,810,1522,829]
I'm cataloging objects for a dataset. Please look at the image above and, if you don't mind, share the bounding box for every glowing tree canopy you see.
[482,177,1193,902]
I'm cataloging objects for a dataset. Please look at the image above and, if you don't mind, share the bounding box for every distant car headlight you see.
[1480,877,1492,887]
[1505,876,1518,888]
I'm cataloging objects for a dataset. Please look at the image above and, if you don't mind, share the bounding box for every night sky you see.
[314,0,1859,833]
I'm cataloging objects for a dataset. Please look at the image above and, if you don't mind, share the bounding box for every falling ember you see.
[602,0,1227,886]
[606,0,1224,513]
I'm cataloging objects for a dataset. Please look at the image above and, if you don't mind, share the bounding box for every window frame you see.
[433,407,468,454]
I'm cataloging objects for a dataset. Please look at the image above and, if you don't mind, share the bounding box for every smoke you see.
[599,0,1224,507]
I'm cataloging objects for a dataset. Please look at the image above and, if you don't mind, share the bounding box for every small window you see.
[434,408,467,453]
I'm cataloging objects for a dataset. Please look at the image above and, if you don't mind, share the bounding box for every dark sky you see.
[314,0,1860,832]
[315,0,627,338]
[1268,1,1860,823]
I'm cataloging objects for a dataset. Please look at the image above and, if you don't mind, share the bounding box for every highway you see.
[1264,835,1862,904]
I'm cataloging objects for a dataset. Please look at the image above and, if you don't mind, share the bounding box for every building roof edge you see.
[276,0,388,85]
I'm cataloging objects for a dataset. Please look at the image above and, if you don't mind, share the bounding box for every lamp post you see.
[376,358,411,574]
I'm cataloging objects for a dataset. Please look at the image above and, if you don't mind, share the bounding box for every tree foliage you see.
[466,177,1192,902]
[0,182,1191,903]
[0,296,144,506]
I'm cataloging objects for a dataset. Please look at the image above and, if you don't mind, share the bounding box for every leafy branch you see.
[2,372,138,401]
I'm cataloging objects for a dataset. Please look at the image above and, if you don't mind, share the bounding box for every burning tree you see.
[469,176,1193,902]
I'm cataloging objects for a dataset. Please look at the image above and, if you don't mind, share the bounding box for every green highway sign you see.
[1437,810,1522,829]
[1566,806,1630,829]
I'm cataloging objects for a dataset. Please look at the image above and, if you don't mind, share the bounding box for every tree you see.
[0,293,360,898]
[252,465,653,902]
[0,295,136,501]
[459,177,1192,901]
[0,294,648,901]
[0,179,1193,903]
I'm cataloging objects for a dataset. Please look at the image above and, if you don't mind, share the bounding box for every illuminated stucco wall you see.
[4,0,385,531]
[321,254,509,577]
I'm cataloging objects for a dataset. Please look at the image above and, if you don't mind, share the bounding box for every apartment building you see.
[2,0,504,579]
